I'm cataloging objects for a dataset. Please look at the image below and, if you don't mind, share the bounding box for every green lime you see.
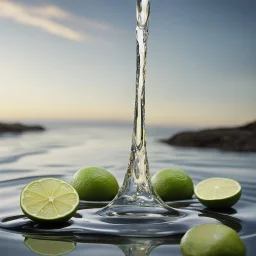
[24,237,76,256]
[151,168,194,201]
[71,167,119,201]
[180,223,246,256]
[20,178,79,223]
[195,177,242,209]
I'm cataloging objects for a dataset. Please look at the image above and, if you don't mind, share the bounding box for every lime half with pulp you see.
[25,237,76,256]
[20,178,79,223]
[195,177,242,209]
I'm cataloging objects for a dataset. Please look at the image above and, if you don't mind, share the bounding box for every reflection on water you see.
[23,235,181,256]
[20,206,246,256]
[0,200,248,256]
[0,122,256,255]
[0,199,244,237]
[24,237,76,256]
[23,235,182,256]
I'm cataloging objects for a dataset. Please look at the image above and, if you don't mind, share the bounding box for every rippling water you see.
[0,121,255,255]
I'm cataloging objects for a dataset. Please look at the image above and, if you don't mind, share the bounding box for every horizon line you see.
[1,117,254,129]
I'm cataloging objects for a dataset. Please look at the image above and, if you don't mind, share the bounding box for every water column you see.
[98,0,179,217]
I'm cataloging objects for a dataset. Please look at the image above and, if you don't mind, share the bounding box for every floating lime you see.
[20,178,79,223]
[195,177,242,209]
[71,167,119,201]
[151,168,194,201]
[180,223,246,256]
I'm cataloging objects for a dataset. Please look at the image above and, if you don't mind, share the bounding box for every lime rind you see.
[20,178,79,222]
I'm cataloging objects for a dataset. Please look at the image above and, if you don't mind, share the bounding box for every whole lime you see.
[71,167,119,201]
[180,223,246,256]
[151,168,194,201]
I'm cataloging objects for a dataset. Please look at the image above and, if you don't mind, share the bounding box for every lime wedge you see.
[20,178,79,223]
[195,178,242,209]
[24,237,76,256]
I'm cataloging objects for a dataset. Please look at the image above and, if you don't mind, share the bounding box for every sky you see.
[0,0,255,126]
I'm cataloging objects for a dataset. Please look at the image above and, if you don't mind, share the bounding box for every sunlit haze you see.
[1,0,255,126]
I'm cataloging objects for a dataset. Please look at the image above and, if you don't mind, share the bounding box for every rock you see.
[0,122,45,134]
[160,121,256,152]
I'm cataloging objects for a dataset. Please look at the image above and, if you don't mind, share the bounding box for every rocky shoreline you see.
[0,122,45,134]
[160,121,256,152]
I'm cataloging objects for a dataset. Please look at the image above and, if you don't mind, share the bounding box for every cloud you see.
[0,1,114,42]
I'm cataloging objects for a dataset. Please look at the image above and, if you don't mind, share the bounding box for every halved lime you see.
[25,237,76,256]
[20,178,79,223]
[195,178,242,209]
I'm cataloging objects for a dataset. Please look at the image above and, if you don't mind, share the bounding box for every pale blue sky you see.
[0,0,255,126]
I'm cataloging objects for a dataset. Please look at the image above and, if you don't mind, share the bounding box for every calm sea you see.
[0,120,255,255]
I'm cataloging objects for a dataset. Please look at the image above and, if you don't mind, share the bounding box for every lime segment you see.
[20,178,79,223]
[195,178,242,209]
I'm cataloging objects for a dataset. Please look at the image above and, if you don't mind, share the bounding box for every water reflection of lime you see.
[24,237,76,256]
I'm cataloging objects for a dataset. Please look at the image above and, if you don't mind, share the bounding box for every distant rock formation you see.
[0,122,45,134]
[160,120,256,152]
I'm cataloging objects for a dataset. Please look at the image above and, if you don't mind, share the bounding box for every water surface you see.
[0,121,255,255]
